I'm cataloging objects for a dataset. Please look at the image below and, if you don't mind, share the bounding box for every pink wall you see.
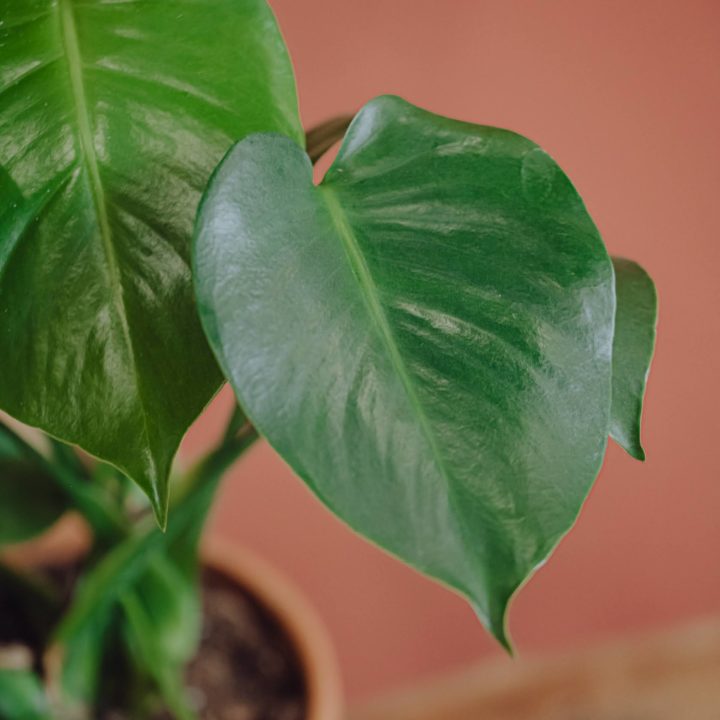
[184,0,720,701]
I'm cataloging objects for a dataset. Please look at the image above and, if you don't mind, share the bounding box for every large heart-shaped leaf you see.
[609,257,658,460]
[0,0,302,521]
[193,96,616,645]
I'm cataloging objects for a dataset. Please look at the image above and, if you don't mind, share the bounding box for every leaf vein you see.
[321,187,456,499]
[57,0,158,497]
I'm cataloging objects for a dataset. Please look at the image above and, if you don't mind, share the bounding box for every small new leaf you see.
[609,257,658,460]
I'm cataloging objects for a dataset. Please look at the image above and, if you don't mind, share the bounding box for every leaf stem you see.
[305,114,354,163]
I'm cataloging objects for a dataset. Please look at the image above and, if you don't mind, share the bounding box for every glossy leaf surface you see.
[194,96,616,644]
[610,257,658,460]
[0,0,302,520]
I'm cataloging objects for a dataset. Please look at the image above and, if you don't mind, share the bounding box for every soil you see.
[185,568,307,720]
[0,563,308,720]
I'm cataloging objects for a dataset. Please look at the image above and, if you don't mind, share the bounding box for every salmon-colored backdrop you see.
[184,0,720,701]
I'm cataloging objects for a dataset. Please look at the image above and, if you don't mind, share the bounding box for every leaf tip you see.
[474,595,515,656]
[609,427,647,462]
[150,491,169,532]
[491,613,515,657]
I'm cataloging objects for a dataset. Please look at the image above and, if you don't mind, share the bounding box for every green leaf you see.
[121,583,198,720]
[0,423,68,545]
[130,557,201,669]
[0,0,302,522]
[0,164,22,210]
[609,257,658,460]
[57,610,112,705]
[0,670,50,720]
[193,96,616,646]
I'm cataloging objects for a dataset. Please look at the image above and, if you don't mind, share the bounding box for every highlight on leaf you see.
[0,0,303,522]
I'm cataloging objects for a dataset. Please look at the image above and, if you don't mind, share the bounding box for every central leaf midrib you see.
[58,0,114,284]
[57,0,156,483]
[321,186,455,491]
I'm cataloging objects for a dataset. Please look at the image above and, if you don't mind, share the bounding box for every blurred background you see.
[183,0,720,704]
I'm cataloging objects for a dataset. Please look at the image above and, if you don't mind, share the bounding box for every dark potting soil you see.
[0,563,307,720]
[185,567,307,720]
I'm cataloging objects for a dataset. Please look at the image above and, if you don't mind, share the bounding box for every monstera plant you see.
[0,0,657,717]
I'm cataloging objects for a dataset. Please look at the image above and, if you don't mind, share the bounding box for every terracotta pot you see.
[2,517,344,720]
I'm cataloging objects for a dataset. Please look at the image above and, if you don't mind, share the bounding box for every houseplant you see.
[0,0,657,717]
